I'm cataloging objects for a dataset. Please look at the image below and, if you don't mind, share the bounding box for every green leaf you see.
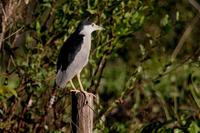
[42,3,52,8]
[160,14,169,26]
[36,21,41,35]
[188,121,200,133]
[0,86,17,98]
[174,129,184,133]
[86,8,97,14]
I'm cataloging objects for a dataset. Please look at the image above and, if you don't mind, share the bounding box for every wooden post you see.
[71,91,94,133]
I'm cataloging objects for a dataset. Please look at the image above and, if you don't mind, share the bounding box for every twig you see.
[0,2,7,19]
[156,47,200,82]
[2,26,24,42]
[189,0,200,13]
[172,0,200,60]
[171,15,199,61]
[17,94,33,132]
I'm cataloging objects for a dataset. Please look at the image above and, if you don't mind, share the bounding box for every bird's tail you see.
[56,70,68,88]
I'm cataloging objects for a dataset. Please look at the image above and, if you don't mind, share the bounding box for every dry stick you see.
[17,94,33,132]
[0,0,24,49]
[39,85,57,125]
[90,38,115,93]
[70,97,106,132]
[189,0,200,13]
[3,50,27,130]
[171,0,200,60]
[89,55,105,92]
[71,91,94,133]
[36,84,71,132]
[94,58,107,93]
[0,1,10,50]
[48,86,57,108]
[154,47,200,82]
[2,26,24,42]
[171,15,199,61]
[6,79,26,123]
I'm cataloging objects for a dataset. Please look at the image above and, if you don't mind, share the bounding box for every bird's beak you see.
[94,24,104,31]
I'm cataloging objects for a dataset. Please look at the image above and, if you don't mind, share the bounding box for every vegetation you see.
[0,0,200,132]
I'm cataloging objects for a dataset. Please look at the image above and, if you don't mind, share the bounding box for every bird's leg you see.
[70,79,80,93]
[77,73,96,98]
[77,73,85,92]
[70,80,76,90]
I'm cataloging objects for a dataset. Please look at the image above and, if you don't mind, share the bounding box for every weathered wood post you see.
[71,91,94,133]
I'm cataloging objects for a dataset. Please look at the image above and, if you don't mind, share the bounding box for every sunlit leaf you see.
[188,121,200,133]
[0,86,17,98]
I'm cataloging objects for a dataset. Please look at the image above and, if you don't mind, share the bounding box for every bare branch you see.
[171,0,200,60]
[171,15,199,61]
[2,26,24,41]
[189,0,200,13]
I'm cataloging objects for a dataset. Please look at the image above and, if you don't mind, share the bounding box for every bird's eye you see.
[91,23,94,27]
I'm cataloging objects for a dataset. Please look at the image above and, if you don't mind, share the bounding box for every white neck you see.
[80,30,92,36]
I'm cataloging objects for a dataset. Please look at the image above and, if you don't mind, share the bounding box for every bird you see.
[55,18,104,92]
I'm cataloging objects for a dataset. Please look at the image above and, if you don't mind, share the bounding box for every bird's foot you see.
[80,90,96,98]
[70,89,80,94]
[70,89,96,98]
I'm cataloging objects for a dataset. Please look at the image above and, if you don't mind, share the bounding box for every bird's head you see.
[77,17,104,35]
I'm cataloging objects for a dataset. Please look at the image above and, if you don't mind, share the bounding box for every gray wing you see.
[56,33,84,88]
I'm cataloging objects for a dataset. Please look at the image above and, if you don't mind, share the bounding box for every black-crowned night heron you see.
[56,18,104,92]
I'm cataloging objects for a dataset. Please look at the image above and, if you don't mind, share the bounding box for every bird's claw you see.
[70,89,96,98]
[81,90,96,98]
[70,89,80,94]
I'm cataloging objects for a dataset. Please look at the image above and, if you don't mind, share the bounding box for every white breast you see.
[56,34,92,88]
[75,34,91,67]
